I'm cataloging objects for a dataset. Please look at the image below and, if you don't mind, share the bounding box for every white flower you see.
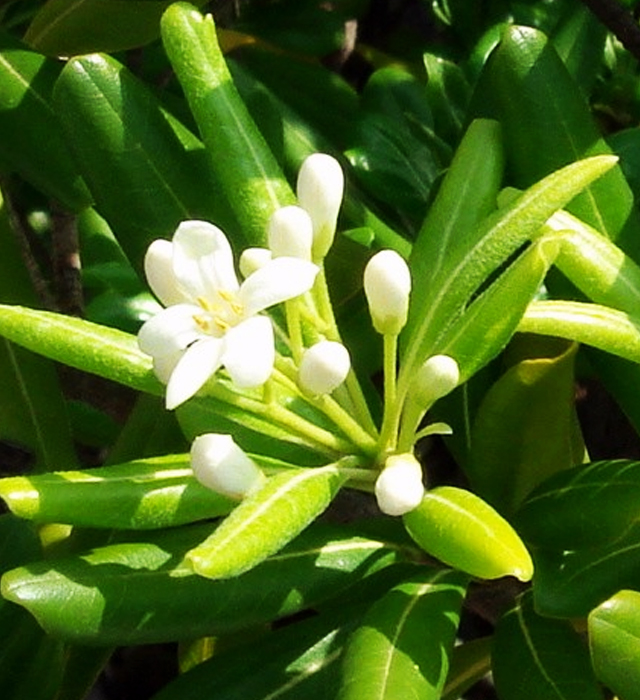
[298,340,351,395]
[297,153,344,261]
[364,250,411,335]
[191,433,265,500]
[138,220,319,409]
[268,205,313,261]
[375,453,425,516]
[410,355,460,407]
[239,247,272,278]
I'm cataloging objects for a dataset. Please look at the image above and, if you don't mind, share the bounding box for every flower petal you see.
[172,220,239,301]
[239,257,318,316]
[222,316,274,388]
[138,304,203,357]
[144,239,190,306]
[165,337,224,409]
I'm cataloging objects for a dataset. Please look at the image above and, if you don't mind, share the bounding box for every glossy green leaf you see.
[589,589,640,700]
[152,564,414,700]
[519,300,640,365]
[338,568,468,700]
[467,338,583,515]
[423,52,470,145]
[403,486,533,581]
[516,460,640,550]
[436,236,559,383]
[25,0,206,55]
[442,637,492,700]
[161,2,295,246]
[0,37,90,210]
[0,199,77,473]
[0,304,159,394]
[53,52,225,271]
[1,522,414,645]
[0,455,237,529]
[483,24,640,258]
[533,521,640,618]
[186,465,347,579]
[493,592,604,700]
[399,154,617,386]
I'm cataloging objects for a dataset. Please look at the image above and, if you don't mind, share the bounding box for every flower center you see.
[193,291,244,336]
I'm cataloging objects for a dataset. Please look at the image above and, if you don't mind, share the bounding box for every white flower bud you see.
[411,355,460,406]
[268,205,313,261]
[191,434,265,500]
[363,250,411,335]
[239,247,272,278]
[375,453,425,516]
[298,340,350,395]
[296,153,344,261]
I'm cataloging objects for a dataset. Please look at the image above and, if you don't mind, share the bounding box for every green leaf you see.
[186,465,347,579]
[589,589,640,700]
[0,455,238,530]
[493,592,604,700]
[443,637,492,700]
[0,35,91,210]
[423,52,471,145]
[519,300,640,365]
[338,568,468,700]
[1,522,414,645]
[532,521,640,618]
[161,2,295,246]
[516,460,640,550]
[403,486,533,581]
[467,338,583,515]
[53,52,225,272]
[25,0,206,55]
[0,305,159,394]
[399,154,618,386]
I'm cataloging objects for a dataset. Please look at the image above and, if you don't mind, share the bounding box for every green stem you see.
[311,394,379,457]
[377,333,402,454]
[285,298,304,364]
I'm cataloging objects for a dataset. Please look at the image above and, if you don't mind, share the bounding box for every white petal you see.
[165,337,224,409]
[298,341,350,395]
[364,250,411,335]
[375,454,425,516]
[222,316,274,388]
[144,239,189,306]
[152,350,183,384]
[138,304,203,357]
[172,220,239,301]
[268,205,313,260]
[239,257,318,317]
[191,433,265,500]
[239,247,272,278]
[411,355,460,407]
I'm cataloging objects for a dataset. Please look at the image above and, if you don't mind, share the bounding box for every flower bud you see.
[411,355,460,406]
[363,250,411,335]
[191,433,265,500]
[268,205,313,261]
[375,453,425,516]
[239,247,272,278]
[296,153,344,261]
[298,340,350,395]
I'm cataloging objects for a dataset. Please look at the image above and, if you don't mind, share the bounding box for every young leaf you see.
[403,486,533,581]
[1,522,412,645]
[0,455,237,530]
[493,592,604,700]
[185,465,347,579]
[161,2,295,245]
[589,589,640,700]
[338,568,468,700]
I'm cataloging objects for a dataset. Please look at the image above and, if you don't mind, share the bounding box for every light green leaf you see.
[186,465,347,579]
[403,486,533,581]
[338,568,468,700]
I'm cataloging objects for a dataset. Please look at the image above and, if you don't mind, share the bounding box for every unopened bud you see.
[298,340,350,395]
[191,433,265,500]
[364,250,411,335]
[411,355,460,406]
[268,205,313,261]
[239,247,272,278]
[296,153,344,261]
[375,453,425,516]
